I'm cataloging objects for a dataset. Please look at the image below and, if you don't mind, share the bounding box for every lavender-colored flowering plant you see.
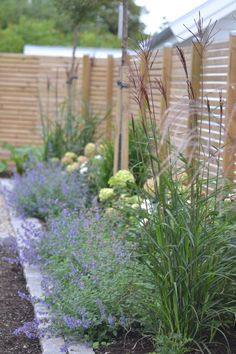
[10,161,89,219]
[19,208,147,342]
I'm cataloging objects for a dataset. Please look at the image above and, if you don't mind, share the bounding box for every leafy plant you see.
[129,118,150,186]
[0,160,7,174]
[40,100,98,160]
[87,120,150,194]
[127,23,236,353]
[3,143,43,174]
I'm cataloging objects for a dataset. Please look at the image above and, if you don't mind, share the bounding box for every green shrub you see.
[87,119,150,194]
[41,110,98,160]
[0,17,70,53]
[3,143,43,174]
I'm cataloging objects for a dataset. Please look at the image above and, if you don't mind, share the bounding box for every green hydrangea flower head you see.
[84,143,96,158]
[66,162,80,173]
[104,207,117,217]
[97,144,105,155]
[50,157,60,165]
[119,194,140,205]
[108,170,135,189]
[61,155,74,166]
[64,151,78,161]
[99,188,115,202]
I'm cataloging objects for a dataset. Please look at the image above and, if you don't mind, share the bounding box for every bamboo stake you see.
[113,0,129,173]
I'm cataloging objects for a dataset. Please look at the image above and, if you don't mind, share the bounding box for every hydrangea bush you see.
[10,162,89,219]
[108,170,135,190]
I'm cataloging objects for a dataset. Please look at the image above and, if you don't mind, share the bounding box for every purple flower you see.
[107,314,114,326]
[14,319,40,339]
[60,344,69,353]
[10,161,89,219]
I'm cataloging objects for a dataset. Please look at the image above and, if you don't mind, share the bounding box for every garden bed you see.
[3,136,236,354]
[0,192,41,354]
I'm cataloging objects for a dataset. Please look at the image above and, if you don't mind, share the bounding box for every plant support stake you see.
[114,0,129,173]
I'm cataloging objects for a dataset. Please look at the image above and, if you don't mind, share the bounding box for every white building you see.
[151,0,236,48]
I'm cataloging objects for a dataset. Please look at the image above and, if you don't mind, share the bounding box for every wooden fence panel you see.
[0,55,40,160]
[0,38,234,185]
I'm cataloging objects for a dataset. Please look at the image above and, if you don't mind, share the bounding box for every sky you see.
[135,0,207,34]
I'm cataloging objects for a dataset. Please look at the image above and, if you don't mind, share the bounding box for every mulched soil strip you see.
[0,245,41,354]
[94,330,236,354]
[94,332,155,354]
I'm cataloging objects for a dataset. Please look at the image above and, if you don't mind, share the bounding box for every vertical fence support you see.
[120,63,130,170]
[187,41,202,174]
[81,55,91,117]
[106,55,114,140]
[223,32,236,183]
[160,44,172,162]
[113,63,130,173]
[113,0,129,174]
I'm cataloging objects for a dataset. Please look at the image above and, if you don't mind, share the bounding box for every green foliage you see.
[0,0,145,52]
[108,170,135,190]
[0,29,24,53]
[86,142,114,193]
[87,119,150,194]
[0,0,56,29]
[97,0,146,40]
[0,160,7,173]
[131,170,236,352]
[41,110,98,160]
[126,30,236,352]
[129,118,150,186]
[53,0,100,28]
[79,31,120,49]
[3,143,43,174]
[37,210,145,341]
[0,18,70,52]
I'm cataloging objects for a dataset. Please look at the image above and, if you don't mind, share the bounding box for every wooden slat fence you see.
[0,34,236,181]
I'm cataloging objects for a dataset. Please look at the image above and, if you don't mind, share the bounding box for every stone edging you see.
[0,179,94,354]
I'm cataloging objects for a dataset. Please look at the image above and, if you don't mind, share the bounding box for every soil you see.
[0,244,41,354]
[0,171,13,179]
[94,331,155,354]
[95,330,236,354]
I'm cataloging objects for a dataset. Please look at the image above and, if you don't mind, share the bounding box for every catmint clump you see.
[25,208,146,341]
[10,161,89,219]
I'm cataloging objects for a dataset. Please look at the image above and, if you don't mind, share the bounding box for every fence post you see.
[106,55,114,140]
[160,44,172,162]
[223,32,236,183]
[187,41,202,173]
[113,63,130,174]
[81,55,91,117]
